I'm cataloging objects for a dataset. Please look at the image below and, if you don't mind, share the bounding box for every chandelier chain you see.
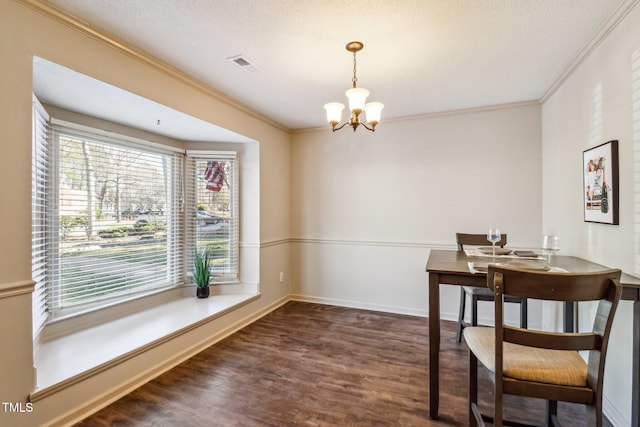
[352,51,358,88]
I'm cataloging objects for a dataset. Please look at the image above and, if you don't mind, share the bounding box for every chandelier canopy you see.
[324,41,384,132]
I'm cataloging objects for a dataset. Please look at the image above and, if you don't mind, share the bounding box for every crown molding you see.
[540,0,640,103]
[292,100,541,134]
[18,0,290,134]
[20,0,637,135]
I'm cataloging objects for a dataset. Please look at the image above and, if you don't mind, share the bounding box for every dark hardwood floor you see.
[75,301,608,426]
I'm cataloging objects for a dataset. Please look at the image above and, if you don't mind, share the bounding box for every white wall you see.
[541,3,640,425]
[291,103,543,322]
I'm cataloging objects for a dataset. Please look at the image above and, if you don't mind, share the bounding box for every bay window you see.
[32,97,239,336]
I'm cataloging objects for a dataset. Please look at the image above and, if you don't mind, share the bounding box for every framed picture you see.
[583,140,619,225]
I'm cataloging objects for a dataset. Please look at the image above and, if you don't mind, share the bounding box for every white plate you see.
[505,261,550,271]
[478,247,512,255]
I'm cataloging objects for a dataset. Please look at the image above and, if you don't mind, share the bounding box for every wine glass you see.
[487,228,501,258]
[542,235,560,264]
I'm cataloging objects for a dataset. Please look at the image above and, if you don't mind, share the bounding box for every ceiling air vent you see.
[226,54,261,74]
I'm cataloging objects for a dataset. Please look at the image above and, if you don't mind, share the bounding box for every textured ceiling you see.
[35,0,629,137]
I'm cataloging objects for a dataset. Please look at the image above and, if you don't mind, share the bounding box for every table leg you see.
[633,301,639,427]
[429,272,440,419]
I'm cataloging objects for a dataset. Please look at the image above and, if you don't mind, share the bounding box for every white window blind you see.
[185,152,239,283]
[32,95,51,336]
[41,123,184,315]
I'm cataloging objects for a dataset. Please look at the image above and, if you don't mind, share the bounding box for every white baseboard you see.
[289,294,427,318]
[48,295,290,427]
[603,393,628,427]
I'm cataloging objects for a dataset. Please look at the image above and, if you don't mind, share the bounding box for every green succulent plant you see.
[193,249,211,288]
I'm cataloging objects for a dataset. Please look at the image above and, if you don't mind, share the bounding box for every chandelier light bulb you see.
[364,102,384,126]
[324,102,345,125]
[346,88,369,113]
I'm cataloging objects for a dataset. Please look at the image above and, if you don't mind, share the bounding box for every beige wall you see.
[291,104,543,320]
[0,1,291,425]
[542,3,640,425]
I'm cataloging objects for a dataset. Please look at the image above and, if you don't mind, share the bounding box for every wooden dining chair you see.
[464,265,622,427]
[455,232,528,343]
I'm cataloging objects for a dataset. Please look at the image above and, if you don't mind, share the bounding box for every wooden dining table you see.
[426,249,640,425]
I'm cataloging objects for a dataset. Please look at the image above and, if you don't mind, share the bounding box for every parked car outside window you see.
[135,210,165,226]
[196,210,224,226]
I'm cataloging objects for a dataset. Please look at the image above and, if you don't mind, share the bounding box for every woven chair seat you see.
[464,326,587,387]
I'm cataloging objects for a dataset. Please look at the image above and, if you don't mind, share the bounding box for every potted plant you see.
[193,249,211,298]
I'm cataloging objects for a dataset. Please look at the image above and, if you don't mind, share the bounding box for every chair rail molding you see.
[0,280,35,299]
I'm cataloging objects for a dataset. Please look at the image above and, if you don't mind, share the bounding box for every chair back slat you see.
[456,232,507,250]
[504,326,601,351]
[488,266,620,302]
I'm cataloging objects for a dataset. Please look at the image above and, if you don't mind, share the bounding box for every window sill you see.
[31,286,259,401]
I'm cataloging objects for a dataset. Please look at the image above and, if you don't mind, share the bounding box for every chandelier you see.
[324,41,384,132]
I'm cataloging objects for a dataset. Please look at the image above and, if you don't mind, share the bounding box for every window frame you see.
[32,106,241,334]
[185,150,240,284]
